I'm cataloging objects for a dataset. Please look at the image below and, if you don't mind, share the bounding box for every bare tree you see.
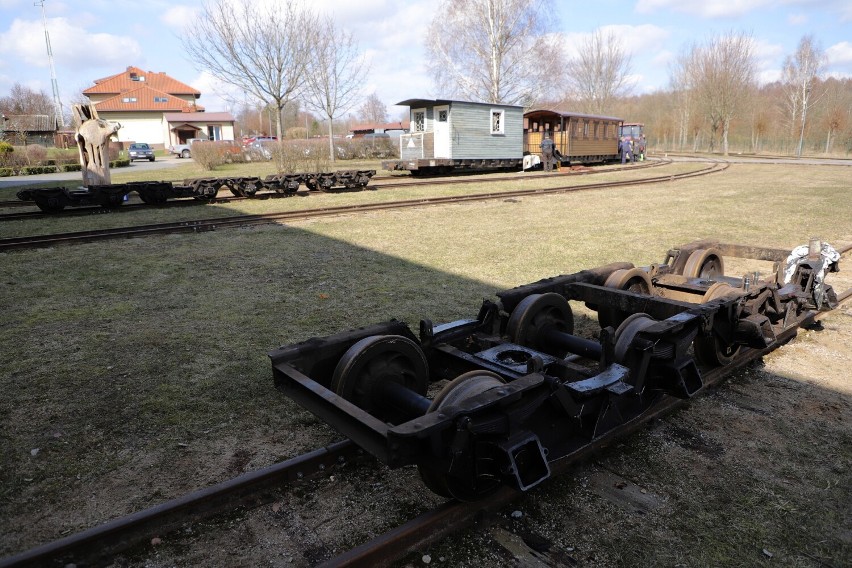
[0,83,53,116]
[358,93,388,124]
[425,0,560,106]
[566,30,633,114]
[668,53,695,151]
[684,33,756,155]
[303,16,367,162]
[782,35,826,157]
[181,0,316,141]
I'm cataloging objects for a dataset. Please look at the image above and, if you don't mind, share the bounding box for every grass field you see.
[1,160,850,566]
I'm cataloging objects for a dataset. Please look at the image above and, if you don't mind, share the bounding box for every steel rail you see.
[0,161,725,252]
[0,440,362,568]
[0,158,672,222]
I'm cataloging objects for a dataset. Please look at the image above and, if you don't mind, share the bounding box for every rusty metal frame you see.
[269,241,840,500]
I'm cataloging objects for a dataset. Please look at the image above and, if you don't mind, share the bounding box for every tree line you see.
[4,0,850,157]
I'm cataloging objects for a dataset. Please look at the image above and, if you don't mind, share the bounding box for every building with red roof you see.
[82,66,235,148]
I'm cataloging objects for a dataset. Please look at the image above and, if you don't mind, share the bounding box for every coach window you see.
[413,109,426,132]
[583,121,589,138]
[490,109,505,135]
[438,109,448,122]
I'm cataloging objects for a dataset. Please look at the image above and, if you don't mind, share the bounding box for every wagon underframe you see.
[269,240,839,501]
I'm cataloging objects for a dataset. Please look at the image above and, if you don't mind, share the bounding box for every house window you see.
[122,97,137,103]
[438,109,448,122]
[154,96,168,103]
[491,109,504,135]
[413,110,425,132]
[208,125,221,141]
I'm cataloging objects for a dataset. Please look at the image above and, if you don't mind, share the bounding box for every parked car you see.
[244,140,273,161]
[128,143,155,162]
[168,138,205,158]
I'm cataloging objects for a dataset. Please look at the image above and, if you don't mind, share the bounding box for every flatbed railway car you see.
[524,109,623,165]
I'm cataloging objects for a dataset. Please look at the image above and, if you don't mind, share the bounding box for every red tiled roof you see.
[93,86,204,112]
[83,66,200,97]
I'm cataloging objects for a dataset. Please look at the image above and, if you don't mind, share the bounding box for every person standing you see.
[620,137,631,164]
[540,133,555,172]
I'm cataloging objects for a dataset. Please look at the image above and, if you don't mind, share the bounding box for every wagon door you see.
[434,105,450,158]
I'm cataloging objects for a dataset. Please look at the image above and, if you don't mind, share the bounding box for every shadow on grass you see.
[0,220,849,567]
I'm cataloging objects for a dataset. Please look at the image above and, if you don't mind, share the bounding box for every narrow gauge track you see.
[2,251,849,568]
[0,157,672,222]
[0,159,723,252]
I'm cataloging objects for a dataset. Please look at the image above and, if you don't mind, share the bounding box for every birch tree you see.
[303,16,367,161]
[425,0,560,106]
[782,35,826,157]
[181,0,316,141]
[566,29,633,114]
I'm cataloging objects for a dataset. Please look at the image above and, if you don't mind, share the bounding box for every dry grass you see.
[0,162,850,566]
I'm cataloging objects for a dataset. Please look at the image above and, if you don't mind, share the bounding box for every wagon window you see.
[583,122,589,138]
[413,110,426,132]
[438,109,448,122]
[491,109,505,135]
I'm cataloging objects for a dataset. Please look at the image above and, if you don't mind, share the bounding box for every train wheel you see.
[682,248,724,279]
[506,293,573,350]
[418,370,507,500]
[612,313,657,365]
[694,282,741,367]
[330,335,429,421]
[597,268,653,329]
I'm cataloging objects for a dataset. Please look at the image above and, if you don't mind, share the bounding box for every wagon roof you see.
[524,108,624,122]
[396,98,523,110]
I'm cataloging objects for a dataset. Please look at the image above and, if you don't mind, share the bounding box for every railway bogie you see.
[15,169,376,212]
[270,240,841,501]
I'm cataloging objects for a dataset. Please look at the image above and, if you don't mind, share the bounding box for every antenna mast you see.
[35,0,65,128]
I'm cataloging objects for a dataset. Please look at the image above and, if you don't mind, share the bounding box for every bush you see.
[190,141,227,171]
[267,140,330,174]
[0,167,14,177]
[109,158,130,168]
[61,164,82,172]
[24,144,48,166]
[0,141,14,167]
[21,165,58,175]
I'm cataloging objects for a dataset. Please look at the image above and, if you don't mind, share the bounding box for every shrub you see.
[24,144,48,166]
[0,141,14,167]
[22,165,58,175]
[109,159,130,168]
[0,167,14,177]
[268,140,330,174]
[61,164,82,172]
[190,141,227,171]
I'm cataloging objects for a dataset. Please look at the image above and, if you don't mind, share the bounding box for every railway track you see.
[0,159,722,252]
[2,250,849,568]
[0,157,670,221]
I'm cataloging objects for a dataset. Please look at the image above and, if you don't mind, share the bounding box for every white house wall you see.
[97,112,168,146]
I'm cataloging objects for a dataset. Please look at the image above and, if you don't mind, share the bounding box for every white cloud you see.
[826,41,852,66]
[160,6,200,30]
[635,0,771,18]
[561,24,670,59]
[0,17,141,71]
[786,13,808,25]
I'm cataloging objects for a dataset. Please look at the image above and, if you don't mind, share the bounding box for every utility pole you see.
[35,0,65,128]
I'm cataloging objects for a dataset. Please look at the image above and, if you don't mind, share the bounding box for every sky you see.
[0,0,850,121]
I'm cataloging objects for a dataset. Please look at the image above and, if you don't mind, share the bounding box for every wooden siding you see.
[447,102,523,159]
[524,116,620,161]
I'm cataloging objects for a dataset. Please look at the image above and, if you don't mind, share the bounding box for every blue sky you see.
[1,0,850,120]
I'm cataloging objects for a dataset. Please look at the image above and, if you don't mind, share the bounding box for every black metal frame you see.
[269,241,839,500]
